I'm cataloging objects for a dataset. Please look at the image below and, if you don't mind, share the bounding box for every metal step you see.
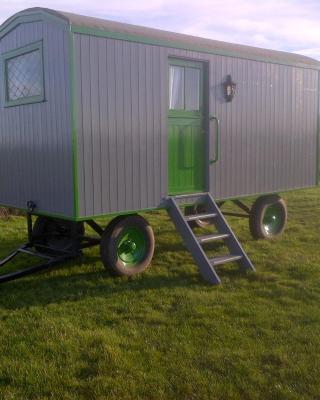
[173,193,206,199]
[185,212,217,222]
[166,197,221,285]
[166,192,255,285]
[210,254,243,266]
[197,233,230,244]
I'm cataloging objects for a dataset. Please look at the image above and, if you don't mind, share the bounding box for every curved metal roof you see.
[1,7,319,69]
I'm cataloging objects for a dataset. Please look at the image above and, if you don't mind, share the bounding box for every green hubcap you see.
[117,227,147,266]
[262,204,283,235]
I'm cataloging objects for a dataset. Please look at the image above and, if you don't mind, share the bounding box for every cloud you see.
[294,48,320,60]
[1,0,320,59]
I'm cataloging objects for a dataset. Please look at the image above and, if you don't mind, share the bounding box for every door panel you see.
[168,59,205,194]
[168,118,205,194]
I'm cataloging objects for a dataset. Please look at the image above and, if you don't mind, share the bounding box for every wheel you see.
[249,195,287,239]
[32,216,84,252]
[100,214,155,276]
[184,203,214,229]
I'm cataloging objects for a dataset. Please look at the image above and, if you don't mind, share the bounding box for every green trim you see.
[71,26,320,71]
[168,59,203,115]
[169,190,204,196]
[0,186,316,222]
[169,58,203,68]
[215,185,317,203]
[0,11,68,39]
[69,31,80,219]
[4,97,45,108]
[72,186,320,220]
[2,40,45,107]
[75,206,163,222]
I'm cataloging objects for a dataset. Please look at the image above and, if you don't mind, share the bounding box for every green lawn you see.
[0,188,320,400]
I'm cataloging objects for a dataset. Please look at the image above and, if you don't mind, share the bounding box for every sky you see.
[1,0,320,60]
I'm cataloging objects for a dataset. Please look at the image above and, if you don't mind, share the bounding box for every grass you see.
[0,188,320,399]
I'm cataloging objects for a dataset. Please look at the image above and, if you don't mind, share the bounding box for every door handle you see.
[209,115,220,164]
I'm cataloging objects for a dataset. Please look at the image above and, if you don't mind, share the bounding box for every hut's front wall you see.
[0,19,75,217]
[74,33,318,218]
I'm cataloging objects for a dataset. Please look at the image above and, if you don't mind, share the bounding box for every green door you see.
[168,59,205,194]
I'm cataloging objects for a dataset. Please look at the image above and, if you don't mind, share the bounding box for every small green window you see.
[169,64,201,112]
[2,41,44,107]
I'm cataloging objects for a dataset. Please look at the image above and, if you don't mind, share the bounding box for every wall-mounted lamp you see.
[224,74,236,102]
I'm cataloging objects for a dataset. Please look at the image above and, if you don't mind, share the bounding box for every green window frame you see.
[2,40,45,107]
[168,58,203,118]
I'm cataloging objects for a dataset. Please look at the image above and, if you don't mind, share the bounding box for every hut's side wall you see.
[73,33,318,218]
[73,35,168,217]
[0,19,74,217]
[206,56,318,199]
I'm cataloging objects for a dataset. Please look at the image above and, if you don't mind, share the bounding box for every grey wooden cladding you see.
[74,35,168,217]
[207,56,318,199]
[0,8,318,220]
[74,34,318,218]
[0,18,74,217]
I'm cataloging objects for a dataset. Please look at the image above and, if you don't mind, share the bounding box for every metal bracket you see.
[0,243,77,284]
[209,115,220,164]
[232,200,251,214]
[0,216,104,284]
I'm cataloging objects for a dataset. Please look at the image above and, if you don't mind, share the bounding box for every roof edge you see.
[1,7,319,70]
[71,24,320,71]
[0,8,69,39]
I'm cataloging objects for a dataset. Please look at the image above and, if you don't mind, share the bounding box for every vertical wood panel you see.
[115,41,126,211]
[146,46,155,207]
[80,35,93,215]
[130,43,140,210]
[0,19,74,216]
[90,36,102,215]
[106,40,118,211]
[74,35,85,215]
[98,37,110,212]
[123,41,133,209]
[73,35,318,217]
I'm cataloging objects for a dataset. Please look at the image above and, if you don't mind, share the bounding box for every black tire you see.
[99,215,126,276]
[100,214,155,277]
[249,195,287,239]
[32,216,84,252]
[103,215,126,238]
[184,203,214,229]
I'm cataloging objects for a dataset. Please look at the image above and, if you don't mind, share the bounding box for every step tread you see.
[173,193,207,199]
[197,233,230,243]
[185,212,217,222]
[210,254,243,266]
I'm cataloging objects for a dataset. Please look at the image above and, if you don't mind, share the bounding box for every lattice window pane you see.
[6,50,42,101]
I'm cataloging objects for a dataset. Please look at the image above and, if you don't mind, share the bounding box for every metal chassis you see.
[0,213,102,284]
[0,199,252,284]
[220,200,251,218]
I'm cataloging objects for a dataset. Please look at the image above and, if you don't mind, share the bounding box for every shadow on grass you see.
[0,269,203,311]
[0,249,257,312]
[0,228,257,311]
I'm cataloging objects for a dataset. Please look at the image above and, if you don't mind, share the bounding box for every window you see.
[185,68,200,111]
[2,41,44,107]
[169,64,201,111]
[169,65,184,110]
